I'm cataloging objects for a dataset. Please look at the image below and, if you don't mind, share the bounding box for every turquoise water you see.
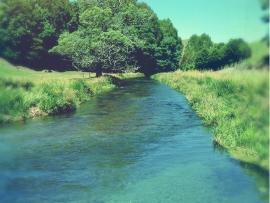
[0,79,268,203]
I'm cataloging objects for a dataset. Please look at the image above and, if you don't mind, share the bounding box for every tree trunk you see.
[96,68,102,77]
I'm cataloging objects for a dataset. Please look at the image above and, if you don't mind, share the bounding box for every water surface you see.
[0,79,268,203]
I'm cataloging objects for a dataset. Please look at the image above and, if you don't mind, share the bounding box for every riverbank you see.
[1,73,267,203]
[0,58,143,124]
[152,68,269,171]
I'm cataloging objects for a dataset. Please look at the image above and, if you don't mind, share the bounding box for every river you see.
[0,79,268,203]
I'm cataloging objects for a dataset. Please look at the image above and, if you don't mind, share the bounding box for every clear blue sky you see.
[139,0,267,43]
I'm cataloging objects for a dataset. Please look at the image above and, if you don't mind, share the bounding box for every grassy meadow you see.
[0,58,142,124]
[152,67,269,171]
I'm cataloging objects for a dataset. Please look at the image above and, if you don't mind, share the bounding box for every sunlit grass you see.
[0,58,142,124]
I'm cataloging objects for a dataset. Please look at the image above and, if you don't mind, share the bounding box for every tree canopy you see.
[0,0,78,70]
[180,34,251,71]
[50,0,182,76]
[156,19,182,72]
[0,0,252,75]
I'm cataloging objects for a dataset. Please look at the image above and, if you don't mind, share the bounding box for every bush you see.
[224,39,252,65]
[37,83,76,115]
[70,79,93,102]
[0,87,27,123]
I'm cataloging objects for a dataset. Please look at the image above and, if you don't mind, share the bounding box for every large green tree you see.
[51,5,137,77]
[52,0,180,76]
[0,0,78,69]
[1,0,183,75]
[113,2,163,76]
[181,34,213,70]
[156,19,182,72]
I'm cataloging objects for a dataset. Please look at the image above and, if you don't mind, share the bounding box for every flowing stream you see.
[0,79,268,203]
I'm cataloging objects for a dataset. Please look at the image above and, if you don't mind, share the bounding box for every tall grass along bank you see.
[152,68,269,171]
[0,59,142,124]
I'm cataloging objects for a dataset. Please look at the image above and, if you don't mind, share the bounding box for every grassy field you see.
[152,68,269,171]
[0,58,142,124]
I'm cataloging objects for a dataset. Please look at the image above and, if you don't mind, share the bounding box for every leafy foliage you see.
[224,39,251,65]
[181,34,251,71]
[0,87,26,122]
[0,0,253,74]
[156,19,182,72]
[51,0,182,76]
[0,0,79,70]
[51,4,137,76]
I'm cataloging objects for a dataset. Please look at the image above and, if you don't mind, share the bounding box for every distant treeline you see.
[181,34,251,71]
[0,0,251,76]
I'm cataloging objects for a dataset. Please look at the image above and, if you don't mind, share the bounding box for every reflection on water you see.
[0,79,268,203]
[240,163,269,201]
[213,141,269,202]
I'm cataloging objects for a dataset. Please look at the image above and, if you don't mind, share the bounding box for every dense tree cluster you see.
[0,0,252,75]
[51,0,182,76]
[0,0,79,70]
[0,0,182,76]
[156,19,182,72]
[181,34,251,71]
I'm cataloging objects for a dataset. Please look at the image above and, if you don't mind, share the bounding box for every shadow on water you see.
[240,163,269,202]
[0,78,268,203]
[213,138,269,202]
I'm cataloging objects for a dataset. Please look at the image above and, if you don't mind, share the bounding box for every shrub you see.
[0,78,34,90]
[0,87,27,123]
[37,83,76,115]
[70,80,93,102]
[224,39,252,65]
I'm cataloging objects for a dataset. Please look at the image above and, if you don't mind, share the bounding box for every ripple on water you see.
[0,79,268,203]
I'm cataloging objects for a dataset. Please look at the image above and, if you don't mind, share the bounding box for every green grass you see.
[152,68,269,171]
[0,58,142,124]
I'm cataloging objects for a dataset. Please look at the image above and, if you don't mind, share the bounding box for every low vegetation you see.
[0,58,141,124]
[152,67,269,171]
